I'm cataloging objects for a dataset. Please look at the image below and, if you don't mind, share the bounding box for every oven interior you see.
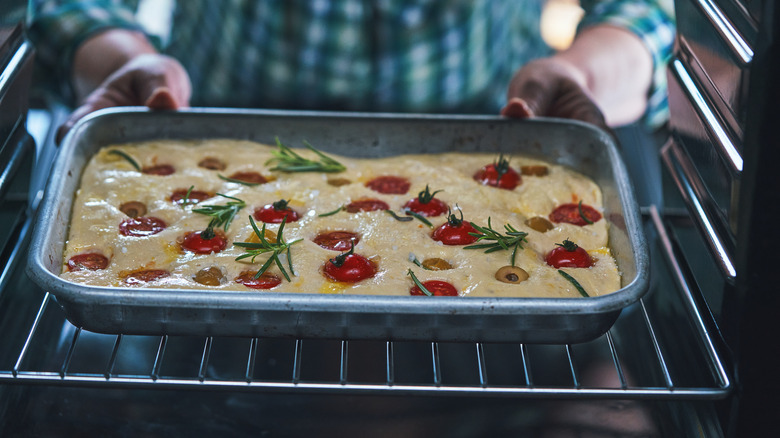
[2,1,779,435]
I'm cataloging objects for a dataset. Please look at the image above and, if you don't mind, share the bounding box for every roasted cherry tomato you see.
[473,155,521,190]
[323,245,377,283]
[545,239,594,268]
[365,175,410,194]
[170,188,213,205]
[124,269,170,285]
[142,164,175,176]
[402,185,448,217]
[431,210,481,245]
[410,280,458,296]
[227,171,267,185]
[119,216,167,237]
[253,200,300,223]
[313,231,360,251]
[549,202,602,226]
[67,253,109,271]
[180,230,227,254]
[198,156,226,170]
[235,270,282,289]
[345,198,390,213]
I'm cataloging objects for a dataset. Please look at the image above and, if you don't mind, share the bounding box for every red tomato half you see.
[142,164,175,175]
[124,269,170,285]
[180,231,227,254]
[365,176,410,194]
[170,188,213,205]
[473,157,521,190]
[313,231,360,251]
[253,201,300,223]
[323,253,377,283]
[67,253,109,271]
[431,221,480,245]
[228,171,268,185]
[549,203,602,226]
[344,198,390,213]
[235,271,282,289]
[546,240,594,268]
[119,216,167,237]
[410,280,458,296]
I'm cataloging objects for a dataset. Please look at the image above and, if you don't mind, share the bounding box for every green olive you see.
[421,257,453,271]
[495,265,529,284]
[327,177,352,187]
[119,201,147,218]
[193,266,224,286]
[525,216,554,233]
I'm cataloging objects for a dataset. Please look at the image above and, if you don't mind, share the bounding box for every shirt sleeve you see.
[578,0,676,128]
[26,0,147,103]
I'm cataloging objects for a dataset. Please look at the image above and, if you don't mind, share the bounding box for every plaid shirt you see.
[28,0,674,127]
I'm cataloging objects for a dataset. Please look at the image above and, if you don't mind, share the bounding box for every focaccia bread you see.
[60,139,621,298]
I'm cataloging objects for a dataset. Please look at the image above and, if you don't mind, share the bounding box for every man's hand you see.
[57,29,192,143]
[58,53,191,142]
[501,57,606,129]
[502,26,653,129]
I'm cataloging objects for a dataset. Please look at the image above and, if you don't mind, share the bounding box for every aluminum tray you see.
[27,108,649,343]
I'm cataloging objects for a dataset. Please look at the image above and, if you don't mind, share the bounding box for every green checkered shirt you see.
[28,0,674,127]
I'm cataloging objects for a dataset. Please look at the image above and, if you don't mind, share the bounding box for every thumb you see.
[500,97,535,119]
[145,87,180,110]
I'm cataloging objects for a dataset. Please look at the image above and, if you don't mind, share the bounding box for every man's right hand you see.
[57,30,191,143]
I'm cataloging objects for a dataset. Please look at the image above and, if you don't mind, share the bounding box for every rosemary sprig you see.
[108,149,141,171]
[578,200,594,225]
[234,216,302,281]
[558,270,590,297]
[192,193,246,239]
[464,218,528,266]
[386,210,413,222]
[265,137,346,173]
[217,174,262,186]
[406,269,433,296]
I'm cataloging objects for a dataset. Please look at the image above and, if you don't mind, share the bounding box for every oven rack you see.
[0,196,732,400]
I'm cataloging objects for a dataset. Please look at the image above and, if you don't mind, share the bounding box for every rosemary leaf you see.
[578,200,594,225]
[385,210,414,222]
[407,269,433,297]
[405,210,433,227]
[558,270,590,297]
[318,206,344,217]
[218,174,262,186]
[108,149,141,171]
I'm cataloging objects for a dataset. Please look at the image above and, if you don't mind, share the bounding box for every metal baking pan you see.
[27,107,649,343]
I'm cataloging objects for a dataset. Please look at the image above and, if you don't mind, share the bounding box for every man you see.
[27,0,674,140]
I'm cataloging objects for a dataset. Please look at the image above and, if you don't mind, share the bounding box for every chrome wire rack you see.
[0,126,731,404]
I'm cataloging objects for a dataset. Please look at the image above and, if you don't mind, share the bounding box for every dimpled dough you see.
[61,139,621,298]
